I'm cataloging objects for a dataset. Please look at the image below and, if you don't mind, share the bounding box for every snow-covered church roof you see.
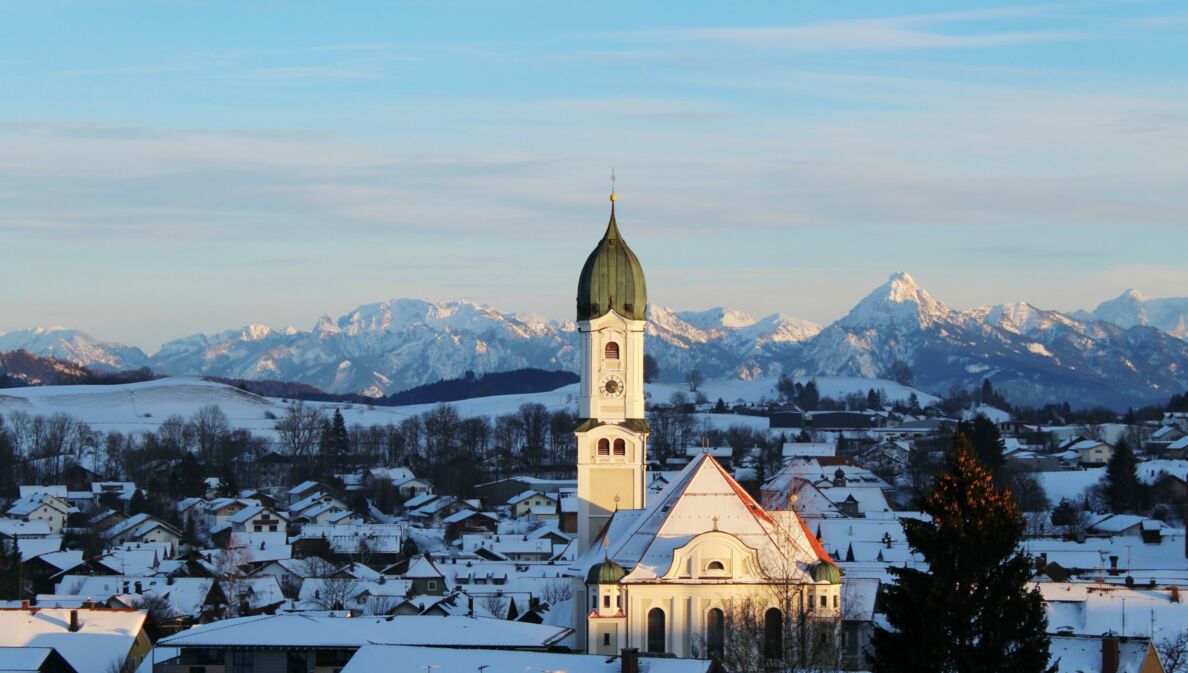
[576,453,833,583]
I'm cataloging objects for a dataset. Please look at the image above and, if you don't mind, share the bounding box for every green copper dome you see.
[576,205,647,322]
[812,562,842,585]
[586,558,627,585]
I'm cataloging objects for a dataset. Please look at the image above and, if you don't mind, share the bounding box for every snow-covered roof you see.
[28,549,85,572]
[781,442,837,458]
[341,644,712,673]
[16,536,62,561]
[63,576,214,618]
[0,646,57,672]
[402,493,438,509]
[18,485,68,498]
[0,520,52,538]
[402,556,443,580]
[0,607,147,673]
[7,493,72,517]
[1048,635,1155,673]
[1037,583,1188,641]
[158,614,571,649]
[507,490,553,506]
[227,504,287,525]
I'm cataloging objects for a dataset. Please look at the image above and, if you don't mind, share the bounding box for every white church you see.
[570,193,844,663]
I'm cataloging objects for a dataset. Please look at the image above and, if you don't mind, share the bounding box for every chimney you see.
[621,648,640,673]
[68,610,80,633]
[1101,636,1120,673]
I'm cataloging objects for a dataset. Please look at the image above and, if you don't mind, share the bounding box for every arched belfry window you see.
[604,342,620,360]
[707,560,725,571]
[647,608,666,654]
[613,439,626,456]
[706,608,725,659]
[764,608,783,659]
[597,439,610,456]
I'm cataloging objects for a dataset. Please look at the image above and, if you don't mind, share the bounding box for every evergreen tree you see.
[128,489,147,515]
[799,380,820,411]
[642,354,660,384]
[1103,439,1144,513]
[872,435,1055,673]
[956,415,1005,474]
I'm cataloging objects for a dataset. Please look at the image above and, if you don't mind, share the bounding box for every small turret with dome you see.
[576,192,647,322]
[586,557,627,585]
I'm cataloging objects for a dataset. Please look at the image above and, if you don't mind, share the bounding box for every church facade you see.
[572,195,843,664]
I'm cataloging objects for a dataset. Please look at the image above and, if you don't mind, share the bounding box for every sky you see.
[1,1,1186,351]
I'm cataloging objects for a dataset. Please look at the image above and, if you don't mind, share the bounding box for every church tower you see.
[574,192,649,555]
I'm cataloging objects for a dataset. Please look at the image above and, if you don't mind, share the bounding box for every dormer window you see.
[604,342,620,360]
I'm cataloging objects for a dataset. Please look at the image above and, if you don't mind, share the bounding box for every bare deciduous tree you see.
[1159,629,1188,673]
[275,401,324,460]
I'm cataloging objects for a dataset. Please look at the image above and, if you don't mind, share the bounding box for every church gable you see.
[584,454,829,583]
[662,530,766,582]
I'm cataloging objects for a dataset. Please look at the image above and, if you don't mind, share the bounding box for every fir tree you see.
[871,435,1055,673]
[956,415,1004,474]
[1103,439,1144,513]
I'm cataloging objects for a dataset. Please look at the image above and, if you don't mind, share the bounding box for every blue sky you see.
[2,1,1186,350]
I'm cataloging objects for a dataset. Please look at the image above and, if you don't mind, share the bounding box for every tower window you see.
[707,560,725,571]
[613,439,626,456]
[604,342,620,360]
[597,439,610,456]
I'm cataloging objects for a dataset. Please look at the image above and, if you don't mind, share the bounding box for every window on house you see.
[603,595,610,608]
[820,595,827,608]
[427,580,437,590]
[597,439,611,456]
[613,439,626,456]
[605,342,620,359]
[603,632,611,646]
[230,649,253,673]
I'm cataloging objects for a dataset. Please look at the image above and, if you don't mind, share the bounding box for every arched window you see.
[706,608,725,659]
[613,438,626,456]
[706,560,725,571]
[597,439,610,456]
[604,342,620,360]
[764,608,783,659]
[647,608,666,654]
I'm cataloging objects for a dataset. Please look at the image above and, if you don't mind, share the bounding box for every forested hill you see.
[383,368,578,405]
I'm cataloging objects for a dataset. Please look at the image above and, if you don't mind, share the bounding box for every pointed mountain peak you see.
[839,272,950,329]
[1121,288,1150,302]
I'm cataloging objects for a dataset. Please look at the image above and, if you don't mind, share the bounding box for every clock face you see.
[600,375,625,398]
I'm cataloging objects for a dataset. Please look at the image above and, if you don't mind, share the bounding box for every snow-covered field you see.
[0,374,937,438]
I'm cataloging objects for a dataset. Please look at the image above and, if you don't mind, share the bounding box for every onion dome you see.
[812,561,843,585]
[576,197,647,322]
[586,558,627,585]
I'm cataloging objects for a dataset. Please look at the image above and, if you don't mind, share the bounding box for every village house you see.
[0,606,151,673]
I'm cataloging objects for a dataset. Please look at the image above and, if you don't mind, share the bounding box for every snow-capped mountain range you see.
[3,274,1187,408]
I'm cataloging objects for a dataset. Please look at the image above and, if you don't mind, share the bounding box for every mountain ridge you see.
[4,276,1187,408]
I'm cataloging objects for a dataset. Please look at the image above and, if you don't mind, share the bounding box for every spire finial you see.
[609,167,617,204]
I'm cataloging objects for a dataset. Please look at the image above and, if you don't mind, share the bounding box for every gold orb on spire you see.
[610,192,617,202]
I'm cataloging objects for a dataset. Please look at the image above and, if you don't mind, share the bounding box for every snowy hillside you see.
[0,375,936,438]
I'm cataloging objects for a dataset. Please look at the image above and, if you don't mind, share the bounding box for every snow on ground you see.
[1036,468,1104,504]
[0,374,937,438]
